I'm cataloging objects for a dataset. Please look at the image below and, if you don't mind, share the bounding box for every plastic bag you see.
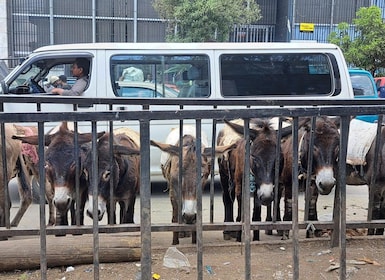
[163,247,191,268]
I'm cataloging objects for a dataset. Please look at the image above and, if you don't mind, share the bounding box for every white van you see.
[0,42,354,180]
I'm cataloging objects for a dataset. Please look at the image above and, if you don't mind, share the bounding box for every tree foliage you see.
[328,6,385,74]
[153,0,261,42]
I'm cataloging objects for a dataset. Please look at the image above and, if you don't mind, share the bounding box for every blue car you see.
[349,69,378,123]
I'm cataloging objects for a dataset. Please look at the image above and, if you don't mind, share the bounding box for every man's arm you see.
[51,78,87,96]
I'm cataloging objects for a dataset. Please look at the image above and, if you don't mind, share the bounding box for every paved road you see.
[8,182,370,246]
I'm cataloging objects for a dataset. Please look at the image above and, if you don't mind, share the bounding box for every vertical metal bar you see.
[291,117,299,279]
[49,0,54,44]
[304,117,316,221]
[274,117,283,223]
[1,122,10,229]
[210,116,217,224]
[330,0,335,31]
[178,109,184,226]
[92,0,96,43]
[140,119,152,280]
[337,115,350,280]
[195,120,203,280]
[91,121,100,280]
[109,122,115,224]
[38,121,47,280]
[73,122,81,226]
[367,115,383,222]
[133,0,138,42]
[243,118,251,280]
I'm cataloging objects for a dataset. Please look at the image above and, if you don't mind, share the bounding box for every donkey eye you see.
[102,170,110,181]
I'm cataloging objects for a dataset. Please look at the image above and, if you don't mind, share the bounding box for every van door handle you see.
[78,104,93,108]
[117,106,127,110]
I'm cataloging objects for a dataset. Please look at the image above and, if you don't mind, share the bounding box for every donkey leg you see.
[376,206,385,235]
[235,194,243,242]
[125,197,136,224]
[252,195,262,241]
[11,172,33,227]
[191,231,197,244]
[11,157,33,227]
[220,169,237,240]
[265,203,273,235]
[45,180,55,226]
[222,188,236,240]
[281,197,293,240]
[0,192,10,240]
[306,186,322,238]
[107,200,117,224]
[373,189,385,235]
[170,193,180,245]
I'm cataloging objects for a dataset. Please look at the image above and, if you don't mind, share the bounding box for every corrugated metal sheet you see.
[256,0,277,25]
[292,24,356,43]
[8,0,167,60]
[5,0,384,61]
[294,0,370,25]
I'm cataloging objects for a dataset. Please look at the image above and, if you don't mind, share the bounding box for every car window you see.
[220,53,336,97]
[117,82,179,98]
[110,54,210,98]
[350,74,376,97]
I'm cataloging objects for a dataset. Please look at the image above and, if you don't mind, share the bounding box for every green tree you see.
[153,0,261,42]
[328,6,385,75]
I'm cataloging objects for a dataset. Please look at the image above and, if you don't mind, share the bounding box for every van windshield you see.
[220,53,336,97]
[111,54,210,98]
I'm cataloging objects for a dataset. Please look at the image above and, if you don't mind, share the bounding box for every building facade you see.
[1,0,385,68]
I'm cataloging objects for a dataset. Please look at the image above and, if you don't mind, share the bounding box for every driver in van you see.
[50,58,89,96]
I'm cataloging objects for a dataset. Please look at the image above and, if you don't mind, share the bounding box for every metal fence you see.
[1,96,385,280]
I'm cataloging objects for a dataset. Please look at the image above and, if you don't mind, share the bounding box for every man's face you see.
[71,63,83,77]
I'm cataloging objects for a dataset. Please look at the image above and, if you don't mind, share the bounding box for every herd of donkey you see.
[0,115,384,245]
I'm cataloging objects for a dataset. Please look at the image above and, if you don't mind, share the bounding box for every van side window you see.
[220,53,335,97]
[110,55,210,98]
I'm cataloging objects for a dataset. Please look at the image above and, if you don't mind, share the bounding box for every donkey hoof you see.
[179,231,191,238]
[307,229,324,238]
[281,230,290,240]
[223,231,238,240]
[223,232,232,240]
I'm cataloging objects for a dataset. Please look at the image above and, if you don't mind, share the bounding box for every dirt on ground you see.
[0,231,385,280]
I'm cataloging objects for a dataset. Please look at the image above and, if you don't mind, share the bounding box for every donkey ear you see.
[150,140,180,156]
[77,131,105,145]
[202,143,236,157]
[331,117,341,129]
[12,134,53,146]
[298,117,311,131]
[224,119,245,136]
